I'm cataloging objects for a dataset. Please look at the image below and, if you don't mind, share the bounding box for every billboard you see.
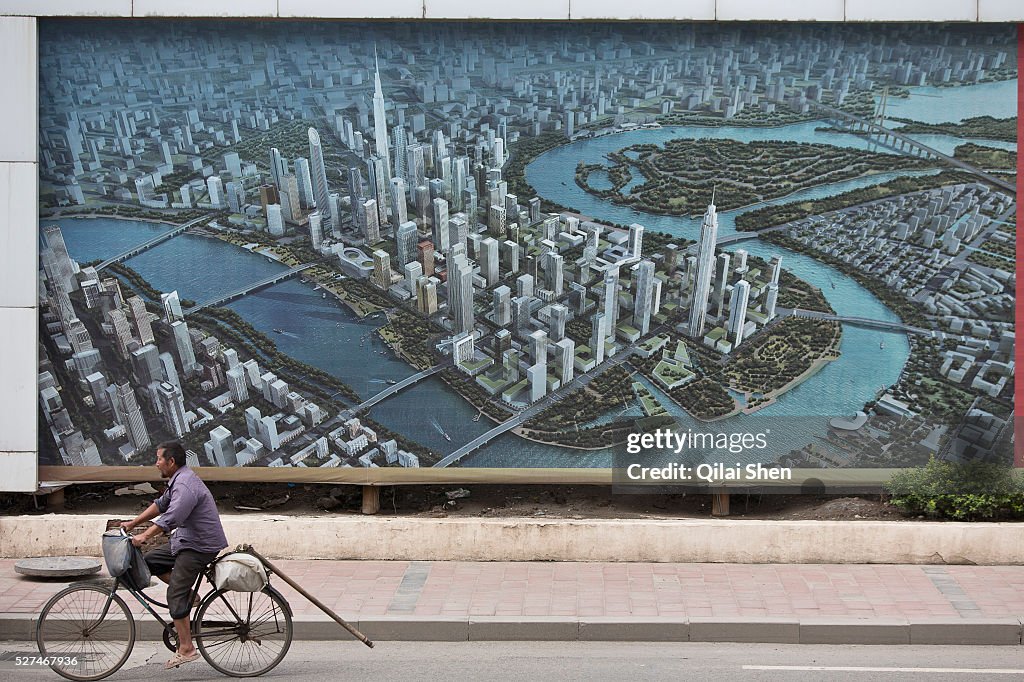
[36,20,1018,485]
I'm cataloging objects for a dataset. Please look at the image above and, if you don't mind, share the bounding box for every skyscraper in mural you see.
[688,199,719,338]
[372,49,392,185]
[308,127,333,233]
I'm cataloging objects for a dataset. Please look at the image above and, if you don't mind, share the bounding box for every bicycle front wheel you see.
[36,584,136,682]
[195,587,293,677]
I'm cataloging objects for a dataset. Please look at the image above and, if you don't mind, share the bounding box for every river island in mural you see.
[36,21,1016,476]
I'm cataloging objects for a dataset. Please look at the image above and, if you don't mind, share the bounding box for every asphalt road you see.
[4,641,1024,681]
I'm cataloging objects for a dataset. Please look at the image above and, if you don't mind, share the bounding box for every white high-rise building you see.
[549,303,568,341]
[41,226,77,294]
[207,425,237,467]
[107,309,134,358]
[544,252,564,295]
[480,237,499,286]
[308,211,323,250]
[555,338,575,385]
[389,177,408,228]
[452,331,476,372]
[688,200,719,338]
[308,128,333,232]
[447,253,475,334]
[529,329,548,365]
[155,381,190,438]
[127,296,154,344]
[368,156,390,228]
[633,260,655,336]
[206,176,225,209]
[396,221,419,267]
[602,265,620,342]
[115,383,150,454]
[372,50,392,184]
[360,199,381,245]
[627,223,644,261]
[393,125,408,184]
[259,416,281,451]
[765,283,779,320]
[493,285,512,325]
[226,366,249,403]
[528,361,547,402]
[728,279,751,346]
[591,312,606,365]
[432,198,450,252]
[294,157,315,208]
[158,352,180,391]
[711,252,731,317]
[267,204,284,237]
[768,255,783,286]
[372,249,393,290]
[404,261,422,297]
[161,290,184,324]
[171,320,197,376]
[269,147,287,189]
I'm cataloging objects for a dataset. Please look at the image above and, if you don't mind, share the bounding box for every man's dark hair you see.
[156,441,188,468]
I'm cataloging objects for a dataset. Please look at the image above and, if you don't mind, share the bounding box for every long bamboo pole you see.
[240,545,374,648]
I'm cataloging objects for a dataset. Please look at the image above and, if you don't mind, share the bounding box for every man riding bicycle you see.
[120,441,228,669]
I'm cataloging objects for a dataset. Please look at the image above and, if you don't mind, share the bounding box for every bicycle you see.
[35,534,294,681]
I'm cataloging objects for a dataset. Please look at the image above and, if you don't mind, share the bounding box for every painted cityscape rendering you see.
[37,21,1017,476]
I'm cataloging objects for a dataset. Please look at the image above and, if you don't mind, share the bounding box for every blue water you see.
[586,170,613,191]
[878,79,1018,123]
[44,76,1014,467]
[224,279,415,401]
[50,217,288,304]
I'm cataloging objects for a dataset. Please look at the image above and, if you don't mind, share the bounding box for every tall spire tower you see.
[687,195,719,339]
[308,127,333,233]
[372,47,392,184]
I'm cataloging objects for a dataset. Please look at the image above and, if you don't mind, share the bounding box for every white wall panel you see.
[0,163,38,309]
[570,0,714,20]
[0,17,36,163]
[132,0,278,17]
[425,0,569,19]
[0,307,37,453]
[979,0,1024,21]
[0,0,132,15]
[718,0,844,20]
[0,452,37,492]
[846,0,977,21]
[280,0,425,18]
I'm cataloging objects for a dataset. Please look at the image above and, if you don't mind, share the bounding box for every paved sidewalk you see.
[2,559,1023,644]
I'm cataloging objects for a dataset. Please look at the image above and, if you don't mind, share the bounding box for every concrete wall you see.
[3,514,1023,564]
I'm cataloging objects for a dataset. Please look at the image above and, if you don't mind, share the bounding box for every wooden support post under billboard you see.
[362,486,380,515]
[712,488,730,516]
[46,488,65,511]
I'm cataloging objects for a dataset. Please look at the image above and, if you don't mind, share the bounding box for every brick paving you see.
[3,559,1024,622]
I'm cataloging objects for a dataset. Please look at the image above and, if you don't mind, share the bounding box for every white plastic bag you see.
[213,552,269,592]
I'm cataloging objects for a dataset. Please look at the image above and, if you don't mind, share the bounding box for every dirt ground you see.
[1,482,915,521]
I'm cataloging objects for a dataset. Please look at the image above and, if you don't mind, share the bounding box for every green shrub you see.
[886,456,1024,521]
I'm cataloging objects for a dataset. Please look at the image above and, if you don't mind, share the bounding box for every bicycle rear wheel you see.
[195,587,292,677]
[36,584,136,682]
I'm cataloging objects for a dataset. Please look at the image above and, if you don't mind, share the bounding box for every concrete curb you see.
[3,614,1022,644]
[4,514,1024,564]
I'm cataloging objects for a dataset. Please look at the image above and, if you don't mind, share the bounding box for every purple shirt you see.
[153,467,228,556]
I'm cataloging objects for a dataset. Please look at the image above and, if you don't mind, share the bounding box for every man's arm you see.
[151,484,199,539]
[121,503,165,547]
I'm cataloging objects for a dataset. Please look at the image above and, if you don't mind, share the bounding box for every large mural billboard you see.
[36,21,1018,482]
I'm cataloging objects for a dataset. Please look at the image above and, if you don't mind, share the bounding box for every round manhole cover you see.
[14,557,102,578]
